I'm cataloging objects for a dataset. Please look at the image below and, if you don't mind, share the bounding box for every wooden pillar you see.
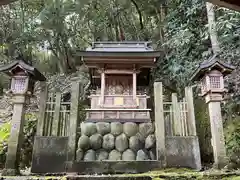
[154,82,166,167]
[67,79,82,162]
[172,93,181,136]
[185,87,197,136]
[100,69,105,106]
[52,90,61,136]
[36,81,48,136]
[3,95,26,175]
[133,70,137,105]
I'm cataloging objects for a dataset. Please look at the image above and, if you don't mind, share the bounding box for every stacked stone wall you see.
[76,122,156,161]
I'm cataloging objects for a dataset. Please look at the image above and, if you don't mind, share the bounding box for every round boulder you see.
[96,122,110,135]
[102,133,115,150]
[139,123,155,138]
[78,135,90,150]
[129,135,142,152]
[136,132,145,143]
[123,122,138,137]
[89,134,103,150]
[136,150,149,160]
[108,150,122,160]
[115,133,128,152]
[83,149,96,161]
[96,149,109,161]
[145,134,156,149]
[81,123,97,136]
[111,122,123,136]
[76,148,84,161]
[122,149,136,161]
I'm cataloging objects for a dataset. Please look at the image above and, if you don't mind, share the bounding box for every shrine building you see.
[75,41,161,122]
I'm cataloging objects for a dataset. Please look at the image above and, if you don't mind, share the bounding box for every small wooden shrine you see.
[76,41,161,122]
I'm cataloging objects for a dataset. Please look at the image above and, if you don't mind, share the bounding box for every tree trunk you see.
[206,2,220,55]
[155,3,167,51]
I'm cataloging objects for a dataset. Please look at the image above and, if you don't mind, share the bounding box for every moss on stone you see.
[119,168,240,180]
[0,168,239,180]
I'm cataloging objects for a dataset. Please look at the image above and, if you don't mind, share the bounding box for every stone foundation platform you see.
[31,122,201,174]
[69,161,162,174]
[76,122,156,161]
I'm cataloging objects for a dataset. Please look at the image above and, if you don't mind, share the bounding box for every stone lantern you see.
[191,54,235,169]
[0,59,45,175]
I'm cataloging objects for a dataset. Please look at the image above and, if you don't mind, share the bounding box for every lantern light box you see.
[0,59,46,95]
[191,54,235,102]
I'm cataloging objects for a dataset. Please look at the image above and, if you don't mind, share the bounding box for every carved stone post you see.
[36,81,48,136]
[154,81,166,167]
[185,86,197,136]
[208,100,227,168]
[3,95,26,175]
[66,78,82,171]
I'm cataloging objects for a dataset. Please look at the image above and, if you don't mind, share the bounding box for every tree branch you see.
[130,0,144,30]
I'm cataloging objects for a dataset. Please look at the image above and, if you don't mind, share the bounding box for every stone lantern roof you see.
[0,60,46,81]
[191,54,235,82]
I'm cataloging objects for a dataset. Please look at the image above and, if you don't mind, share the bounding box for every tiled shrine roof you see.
[74,41,161,59]
[86,41,154,52]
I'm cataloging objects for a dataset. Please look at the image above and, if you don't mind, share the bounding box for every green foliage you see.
[0,122,10,143]
[225,117,240,169]
[0,122,10,168]
[0,121,10,167]
[225,118,240,155]
[0,113,38,168]
[154,0,209,94]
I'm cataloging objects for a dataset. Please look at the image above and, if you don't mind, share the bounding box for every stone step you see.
[66,176,151,180]
[0,176,151,180]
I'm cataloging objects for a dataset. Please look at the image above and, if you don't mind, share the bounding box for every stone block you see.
[111,122,123,136]
[136,150,149,160]
[96,122,111,135]
[31,136,68,173]
[115,134,128,152]
[70,161,162,174]
[78,135,90,150]
[102,133,115,150]
[122,149,136,161]
[145,134,156,149]
[90,134,103,150]
[165,136,201,170]
[84,149,96,161]
[109,150,122,160]
[123,122,138,137]
[96,149,109,161]
[129,135,142,152]
[139,123,155,138]
[81,123,97,136]
[136,132,145,143]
